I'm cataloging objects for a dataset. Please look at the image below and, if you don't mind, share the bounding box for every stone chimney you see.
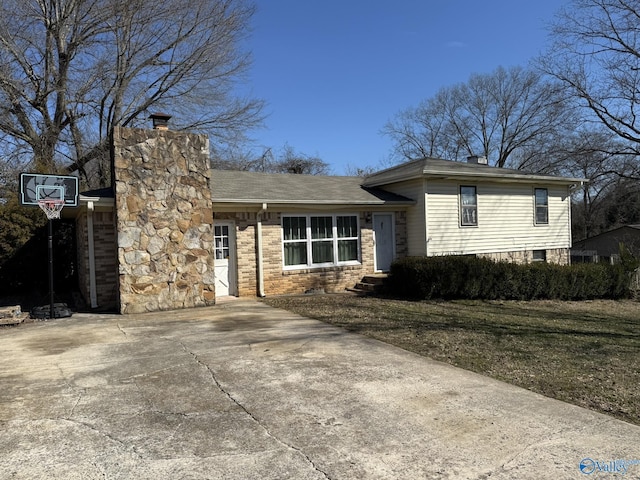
[112,125,215,314]
[149,113,172,130]
[467,155,488,165]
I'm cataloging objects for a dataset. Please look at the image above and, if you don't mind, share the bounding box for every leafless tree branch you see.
[0,0,263,186]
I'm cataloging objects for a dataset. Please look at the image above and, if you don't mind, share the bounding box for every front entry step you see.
[348,274,387,295]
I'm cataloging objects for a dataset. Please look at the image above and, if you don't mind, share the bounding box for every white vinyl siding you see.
[425,180,571,256]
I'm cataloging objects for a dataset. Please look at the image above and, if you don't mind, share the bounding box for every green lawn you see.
[263,294,640,425]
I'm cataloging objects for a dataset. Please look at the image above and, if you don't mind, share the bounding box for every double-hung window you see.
[534,188,548,225]
[283,214,360,268]
[460,186,478,226]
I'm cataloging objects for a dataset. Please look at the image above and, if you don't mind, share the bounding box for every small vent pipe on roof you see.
[467,155,488,165]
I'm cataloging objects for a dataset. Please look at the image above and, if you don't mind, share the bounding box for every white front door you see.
[373,213,395,272]
[214,222,236,296]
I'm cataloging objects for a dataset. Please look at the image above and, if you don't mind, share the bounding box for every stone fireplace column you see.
[113,125,215,314]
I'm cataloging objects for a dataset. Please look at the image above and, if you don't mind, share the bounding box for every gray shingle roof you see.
[210,170,414,206]
[362,157,588,187]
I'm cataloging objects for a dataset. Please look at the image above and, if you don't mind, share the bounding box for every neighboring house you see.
[571,225,640,264]
[66,125,585,313]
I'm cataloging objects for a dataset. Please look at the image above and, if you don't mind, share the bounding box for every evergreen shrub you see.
[385,256,632,300]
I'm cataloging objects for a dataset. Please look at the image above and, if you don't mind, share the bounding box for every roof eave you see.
[425,171,588,184]
[211,199,415,208]
[363,173,423,187]
[78,195,115,206]
[364,170,588,186]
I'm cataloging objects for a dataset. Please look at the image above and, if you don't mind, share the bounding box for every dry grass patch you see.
[263,294,640,425]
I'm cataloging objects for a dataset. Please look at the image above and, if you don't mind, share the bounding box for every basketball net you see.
[38,199,65,220]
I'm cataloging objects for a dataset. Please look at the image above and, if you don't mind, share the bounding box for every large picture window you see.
[460,186,478,226]
[534,188,548,225]
[283,214,360,268]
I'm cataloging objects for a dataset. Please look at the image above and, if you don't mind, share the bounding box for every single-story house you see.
[66,124,586,313]
[571,225,640,264]
[210,170,413,298]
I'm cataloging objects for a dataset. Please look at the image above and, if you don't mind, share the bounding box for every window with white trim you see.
[214,225,230,260]
[282,214,360,268]
[460,186,478,226]
[534,188,548,225]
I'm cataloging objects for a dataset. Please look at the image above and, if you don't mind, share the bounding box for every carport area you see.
[1,300,639,479]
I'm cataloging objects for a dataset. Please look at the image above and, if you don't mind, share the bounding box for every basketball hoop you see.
[38,199,65,220]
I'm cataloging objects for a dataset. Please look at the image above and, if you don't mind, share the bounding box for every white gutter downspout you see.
[87,201,98,308]
[256,203,267,297]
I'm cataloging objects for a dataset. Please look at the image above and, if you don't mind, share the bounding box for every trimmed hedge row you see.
[385,255,632,300]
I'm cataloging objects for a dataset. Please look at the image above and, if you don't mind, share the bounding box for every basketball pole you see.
[48,218,54,319]
[19,173,78,319]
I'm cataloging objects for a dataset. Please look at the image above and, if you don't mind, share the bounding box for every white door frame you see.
[373,212,395,272]
[213,221,238,296]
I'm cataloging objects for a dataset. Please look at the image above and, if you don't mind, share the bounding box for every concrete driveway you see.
[1,299,639,479]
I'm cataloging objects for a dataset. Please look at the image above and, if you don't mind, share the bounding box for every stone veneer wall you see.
[215,210,407,296]
[113,126,215,313]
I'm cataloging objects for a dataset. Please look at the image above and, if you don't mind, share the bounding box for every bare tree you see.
[212,143,331,175]
[541,0,640,161]
[382,90,466,162]
[383,66,570,168]
[344,164,378,177]
[0,0,263,186]
[555,129,631,239]
[267,144,330,175]
[211,144,271,171]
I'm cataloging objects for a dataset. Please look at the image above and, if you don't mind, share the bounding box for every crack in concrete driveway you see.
[178,339,333,480]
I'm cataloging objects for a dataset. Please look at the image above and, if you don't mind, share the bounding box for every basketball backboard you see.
[19,173,79,207]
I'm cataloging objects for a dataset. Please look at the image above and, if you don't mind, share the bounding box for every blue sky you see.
[241,1,567,174]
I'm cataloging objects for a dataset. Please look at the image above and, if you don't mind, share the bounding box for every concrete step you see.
[347,274,388,295]
[354,282,378,292]
[360,274,387,285]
